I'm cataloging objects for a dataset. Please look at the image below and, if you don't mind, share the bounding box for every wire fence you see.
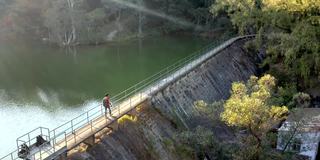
[0,35,254,160]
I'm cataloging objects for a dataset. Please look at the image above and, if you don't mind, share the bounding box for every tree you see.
[0,0,10,35]
[194,100,225,124]
[221,74,288,159]
[85,8,107,44]
[211,0,320,88]
[44,0,87,46]
[0,0,10,18]
[291,92,311,108]
[0,0,228,44]
[3,0,49,39]
[176,126,233,160]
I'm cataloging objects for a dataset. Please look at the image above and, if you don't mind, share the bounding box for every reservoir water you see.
[0,36,211,156]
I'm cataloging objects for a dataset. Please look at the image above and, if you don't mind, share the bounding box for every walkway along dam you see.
[1,35,257,160]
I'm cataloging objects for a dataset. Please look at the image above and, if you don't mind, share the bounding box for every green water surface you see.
[0,36,213,108]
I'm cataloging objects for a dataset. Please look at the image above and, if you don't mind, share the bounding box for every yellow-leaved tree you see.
[221,74,288,158]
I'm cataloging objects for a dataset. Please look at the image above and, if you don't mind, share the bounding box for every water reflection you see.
[0,36,210,107]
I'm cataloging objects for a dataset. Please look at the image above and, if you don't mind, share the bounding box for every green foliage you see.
[194,100,224,121]
[2,0,49,38]
[266,22,320,86]
[270,84,297,108]
[175,144,195,159]
[211,0,320,88]
[184,75,296,159]
[172,100,234,159]
[176,126,233,160]
[221,75,288,130]
[0,0,226,45]
[244,28,263,56]
[85,8,108,43]
[290,92,311,108]
[233,140,294,160]
[221,74,288,159]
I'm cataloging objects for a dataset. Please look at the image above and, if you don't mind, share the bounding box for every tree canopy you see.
[222,74,288,129]
[211,0,320,88]
[0,0,223,45]
[221,74,288,158]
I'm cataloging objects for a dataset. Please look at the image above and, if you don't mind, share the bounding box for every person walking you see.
[103,94,112,116]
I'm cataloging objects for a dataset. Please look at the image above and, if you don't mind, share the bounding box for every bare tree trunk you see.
[48,30,51,42]
[66,0,76,45]
[138,11,143,37]
[249,126,261,160]
[64,31,68,45]
[137,0,145,38]
[282,126,298,152]
[116,9,123,31]
[165,0,169,14]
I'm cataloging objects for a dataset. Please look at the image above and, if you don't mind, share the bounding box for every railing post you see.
[53,130,56,150]
[87,112,89,124]
[41,128,43,137]
[40,148,42,160]
[165,67,169,83]
[10,153,13,160]
[71,121,74,133]
[166,66,169,75]
[73,133,76,144]
[47,128,50,140]
[90,120,93,132]
[130,98,132,107]
[28,133,31,146]
[64,132,67,146]
[134,85,137,94]
[118,104,120,116]
[52,139,56,152]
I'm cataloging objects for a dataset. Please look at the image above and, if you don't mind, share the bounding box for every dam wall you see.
[151,39,258,128]
[71,38,259,160]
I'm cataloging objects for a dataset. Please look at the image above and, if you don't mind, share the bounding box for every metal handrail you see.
[0,35,255,160]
